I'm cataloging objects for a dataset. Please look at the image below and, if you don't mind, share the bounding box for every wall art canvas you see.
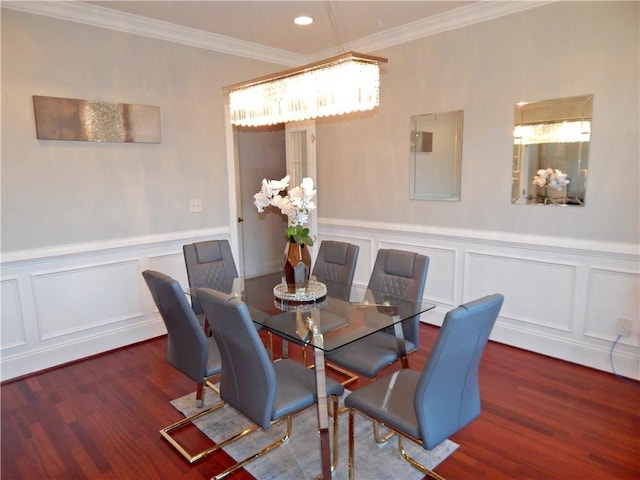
[33,95,161,143]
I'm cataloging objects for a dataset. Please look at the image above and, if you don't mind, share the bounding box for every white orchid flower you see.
[253,191,270,212]
[300,177,316,201]
[287,185,304,205]
[268,175,290,192]
[284,207,298,221]
[532,168,570,190]
[532,176,547,187]
[533,169,549,187]
[253,176,317,245]
[269,194,287,209]
[549,170,570,190]
[260,178,274,198]
[269,195,295,218]
[300,177,314,193]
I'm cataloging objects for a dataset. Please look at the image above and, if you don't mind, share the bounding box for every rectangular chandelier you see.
[514,120,591,145]
[225,52,388,127]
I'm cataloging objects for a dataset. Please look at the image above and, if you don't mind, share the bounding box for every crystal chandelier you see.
[225,52,388,127]
[514,120,591,145]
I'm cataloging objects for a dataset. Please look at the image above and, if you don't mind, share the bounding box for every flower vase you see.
[540,186,552,204]
[283,241,311,294]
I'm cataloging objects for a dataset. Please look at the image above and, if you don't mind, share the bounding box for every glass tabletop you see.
[195,272,435,353]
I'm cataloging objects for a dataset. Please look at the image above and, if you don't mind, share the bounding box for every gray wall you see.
[1,9,280,251]
[316,1,639,244]
[2,3,638,252]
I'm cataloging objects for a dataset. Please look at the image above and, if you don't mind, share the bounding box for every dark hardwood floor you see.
[2,325,639,479]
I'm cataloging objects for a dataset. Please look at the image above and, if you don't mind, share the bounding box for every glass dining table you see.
[196,272,435,480]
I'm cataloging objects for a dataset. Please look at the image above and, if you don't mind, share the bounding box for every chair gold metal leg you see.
[373,419,396,444]
[348,408,355,480]
[196,375,221,407]
[205,376,220,395]
[331,395,340,472]
[324,361,359,387]
[210,397,340,480]
[160,399,228,463]
[161,379,249,464]
[398,436,447,480]
[212,416,293,480]
[355,409,446,479]
[267,331,273,361]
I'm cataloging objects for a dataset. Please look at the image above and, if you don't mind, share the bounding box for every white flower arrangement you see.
[532,168,570,190]
[253,175,317,246]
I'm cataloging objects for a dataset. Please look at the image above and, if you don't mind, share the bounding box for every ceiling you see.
[4,1,551,65]
[86,1,477,56]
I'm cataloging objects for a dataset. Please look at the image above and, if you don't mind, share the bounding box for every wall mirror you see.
[410,110,463,201]
[512,94,592,206]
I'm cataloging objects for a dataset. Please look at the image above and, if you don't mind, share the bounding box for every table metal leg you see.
[392,315,410,369]
[311,326,332,480]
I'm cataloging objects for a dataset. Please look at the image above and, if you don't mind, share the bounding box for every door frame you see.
[224,105,243,271]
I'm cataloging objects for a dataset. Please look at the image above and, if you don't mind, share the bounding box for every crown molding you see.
[2,0,304,66]
[3,1,555,66]
[308,1,555,61]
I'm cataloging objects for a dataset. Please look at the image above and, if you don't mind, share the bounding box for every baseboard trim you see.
[1,319,166,381]
[420,313,639,380]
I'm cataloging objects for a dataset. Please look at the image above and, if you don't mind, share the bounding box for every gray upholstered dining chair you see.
[325,248,429,380]
[301,240,360,376]
[183,239,268,339]
[183,240,239,327]
[311,240,360,300]
[197,287,345,480]
[141,270,225,464]
[344,294,504,480]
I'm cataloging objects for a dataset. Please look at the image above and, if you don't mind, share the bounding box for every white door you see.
[238,125,288,277]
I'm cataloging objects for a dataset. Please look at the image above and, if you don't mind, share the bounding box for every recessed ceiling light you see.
[294,16,313,26]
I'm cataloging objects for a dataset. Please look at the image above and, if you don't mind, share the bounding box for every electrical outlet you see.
[615,318,632,337]
[189,198,202,213]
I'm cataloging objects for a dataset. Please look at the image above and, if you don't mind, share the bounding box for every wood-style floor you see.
[2,325,639,480]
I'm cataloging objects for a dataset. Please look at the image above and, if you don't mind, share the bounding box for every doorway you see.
[227,115,317,278]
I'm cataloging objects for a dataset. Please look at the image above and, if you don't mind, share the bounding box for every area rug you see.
[171,389,458,480]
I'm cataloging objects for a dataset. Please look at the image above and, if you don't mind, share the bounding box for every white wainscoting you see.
[2,223,638,382]
[318,219,640,380]
[0,229,228,381]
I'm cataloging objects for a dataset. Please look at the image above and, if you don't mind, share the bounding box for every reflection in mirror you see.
[512,95,592,206]
[410,110,463,201]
